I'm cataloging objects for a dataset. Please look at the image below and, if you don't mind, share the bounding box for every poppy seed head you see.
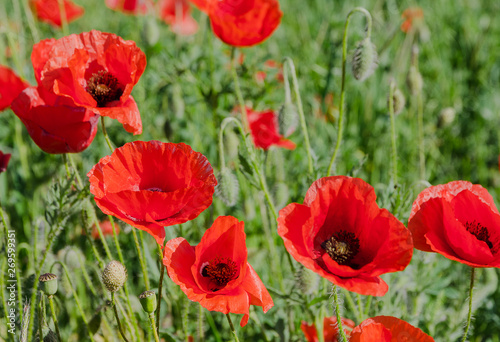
[102,260,127,293]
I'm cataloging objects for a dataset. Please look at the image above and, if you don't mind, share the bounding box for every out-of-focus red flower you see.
[278,176,413,296]
[254,71,267,84]
[11,87,99,154]
[408,181,500,268]
[245,107,295,150]
[88,141,217,245]
[158,0,198,36]
[206,0,282,47]
[401,7,424,33]
[0,65,29,111]
[0,151,11,173]
[32,30,146,135]
[301,317,355,342]
[163,216,273,326]
[350,316,434,342]
[32,0,84,27]
[106,0,153,15]
[91,220,119,239]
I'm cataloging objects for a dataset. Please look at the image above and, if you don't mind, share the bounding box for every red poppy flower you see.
[32,30,146,135]
[408,181,500,268]
[401,7,424,33]
[207,0,283,47]
[106,0,153,15]
[88,141,217,245]
[158,0,198,36]
[32,0,84,27]
[277,176,413,296]
[0,65,29,111]
[350,316,434,342]
[246,107,295,150]
[163,216,273,326]
[301,317,355,342]
[91,220,119,239]
[0,151,11,173]
[11,86,99,154]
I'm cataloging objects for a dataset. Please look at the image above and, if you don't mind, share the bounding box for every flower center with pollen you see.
[86,70,123,107]
[322,230,360,265]
[465,220,493,249]
[201,256,238,291]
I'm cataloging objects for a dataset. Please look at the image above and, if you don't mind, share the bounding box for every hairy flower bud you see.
[352,38,378,81]
[294,265,319,295]
[388,87,406,116]
[278,101,298,137]
[39,273,58,296]
[216,168,239,207]
[102,261,127,293]
[139,290,157,314]
[406,66,423,95]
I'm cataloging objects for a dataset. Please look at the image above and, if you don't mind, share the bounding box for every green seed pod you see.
[352,37,378,82]
[216,168,239,207]
[294,265,319,295]
[139,290,157,314]
[406,66,423,95]
[388,87,406,116]
[278,101,298,137]
[101,260,127,293]
[39,273,58,296]
[141,17,160,47]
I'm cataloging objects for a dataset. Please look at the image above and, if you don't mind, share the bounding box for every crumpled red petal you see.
[0,65,29,111]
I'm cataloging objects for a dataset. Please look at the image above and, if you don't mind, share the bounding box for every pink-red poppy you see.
[32,30,146,135]
[88,141,217,245]
[205,0,283,47]
[301,317,355,342]
[32,0,84,27]
[163,216,273,326]
[277,176,413,296]
[0,151,11,173]
[408,181,500,268]
[246,107,295,150]
[11,86,99,154]
[401,7,424,33]
[0,65,29,111]
[158,0,198,36]
[105,0,153,15]
[349,316,434,342]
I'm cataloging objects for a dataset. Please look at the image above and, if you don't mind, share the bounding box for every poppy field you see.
[1,0,500,341]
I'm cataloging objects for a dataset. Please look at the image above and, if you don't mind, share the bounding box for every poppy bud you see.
[39,273,58,296]
[388,87,406,116]
[294,265,319,295]
[216,168,239,207]
[406,66,423,95]
[60,247,81,270]
[278,101,298,137]
[102,261,127,293]
[139,290,157,314]
[273,182,289,209]
[352,38,378,82]
[142,17,160,46]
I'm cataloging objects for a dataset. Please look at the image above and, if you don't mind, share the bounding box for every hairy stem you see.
[461,267,476,342]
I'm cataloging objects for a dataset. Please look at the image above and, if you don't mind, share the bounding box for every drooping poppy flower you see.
[277,176,413,296]
[350,316,434,342]
[32,0,84,27]
[0,151,11,173]
[105,0,154,15]
[11,86,99,154]
[408,181,500,268]
[158,0,198,36]
[32,30,146,135]
[401,7,424,33]
[163,216,273,326]
[246,107,296,150]
[88,141,217,245]
[301,317,355,342]
[207,0,283,47]
[0,65,29,111]
[91,220,119,239]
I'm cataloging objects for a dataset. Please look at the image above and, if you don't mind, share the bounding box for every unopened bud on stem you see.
[352,37,378,81]
[102,260,127,293]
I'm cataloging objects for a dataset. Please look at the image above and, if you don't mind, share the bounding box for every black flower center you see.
[146,187,163,192]
[201,257,238,291]
[86,70,123,107]
[465,220,493,249]
[322,230,360,265]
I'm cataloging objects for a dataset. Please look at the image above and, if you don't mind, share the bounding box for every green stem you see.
[38,295,44,341]
[156,243,165,337]
[327,7,373,176]
[132,227,151,290]
[417,92,425,179]
[149,313,161,342]
[66,154,83,189]
[342,289,360,322]
[461,267,476,342]
[48,296,62,341]
[197,304,205,342]
[20,0,40,43]
[363,295,372,318]
[111,292,131,342]
[230,47,250,132]
[283,57,314,175]
[226,314,240,342]
[101,117,115,153]
[388,81,398,184]
[332,285,348,342]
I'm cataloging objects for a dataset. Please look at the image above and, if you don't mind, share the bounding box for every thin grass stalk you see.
[57,0,69,36]
[230,47,250,132]
[0,260,14,342]
[20,0,40,43]
[156,243,166,336]
[388,81,398,184]
[38,294,44,341]
[131,227,150,290]
[182,296,189,341]
[197,304,205,342]
[342,289,360,322]
[101,117,115,152]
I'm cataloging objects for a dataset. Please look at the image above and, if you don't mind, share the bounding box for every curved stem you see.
[149,313,161,342]
[282,57,314,175]
[101,116,115,153]
[461,267,476,342]
[230,47,250,132]
[111,292,130,342]
[48,296,62,342]
[388,81,398,184]
[225,314,240,342]
[326,7,373,176]
[332,285,348,342]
